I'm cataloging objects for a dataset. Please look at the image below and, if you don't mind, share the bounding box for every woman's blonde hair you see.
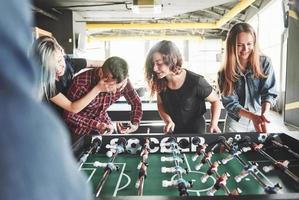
[219,22,266,96]
[31,36,64,100]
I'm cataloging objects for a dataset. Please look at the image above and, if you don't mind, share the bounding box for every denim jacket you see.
[219,56,278,121]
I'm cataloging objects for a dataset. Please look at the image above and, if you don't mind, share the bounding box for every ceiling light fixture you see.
[132,0,162,14]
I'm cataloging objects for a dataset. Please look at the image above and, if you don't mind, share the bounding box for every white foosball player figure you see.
[161,156,183,163]
[235,163,258,182]
[161,166,187,174]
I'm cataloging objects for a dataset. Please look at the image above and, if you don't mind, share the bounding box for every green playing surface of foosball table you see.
[78,133,299,198]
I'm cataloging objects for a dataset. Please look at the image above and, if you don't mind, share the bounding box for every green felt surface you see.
[80,151,299,197]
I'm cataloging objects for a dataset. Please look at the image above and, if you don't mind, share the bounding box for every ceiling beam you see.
[86,0,256,31]
[88,34,203,41]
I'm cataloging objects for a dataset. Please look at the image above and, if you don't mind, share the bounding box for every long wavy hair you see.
[219,23,266,96]
[144,40,183,97]
[31,36,64,100]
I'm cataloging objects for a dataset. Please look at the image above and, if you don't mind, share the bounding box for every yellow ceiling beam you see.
[87,22,217,30]
[86,0,256,30]
[87,35,203,42]
[216,0,256,27]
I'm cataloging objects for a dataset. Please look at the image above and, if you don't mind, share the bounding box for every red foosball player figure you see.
[135,162,148,188]
[207,173,228,196]
[263,160,289,173]
[137,139,150,169]
[195,151,212,170]
[251,143,263,151]
[201,161,219,183]
[137,149,149,169]
[192,144,208,161]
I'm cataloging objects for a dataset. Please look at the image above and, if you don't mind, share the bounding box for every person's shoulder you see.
[185,69,211,88]
[186,69,204,80]
[259,55,273,70]
[260,55,272,65]
[72,68,96,85]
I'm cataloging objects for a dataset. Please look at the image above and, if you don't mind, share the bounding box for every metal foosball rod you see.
[95,137,126,197]
[270,139,299,160]
[192,137,231,196]
[137,164,146,196]
[161,137,193,196]
[79,136,102,168]
[136,138,151,196]
[218,136,277,192]
[249,141,299,184]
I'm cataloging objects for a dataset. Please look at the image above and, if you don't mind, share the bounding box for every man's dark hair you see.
[102,56,128,83]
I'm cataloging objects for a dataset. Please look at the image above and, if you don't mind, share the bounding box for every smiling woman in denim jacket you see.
[218,23,278,133]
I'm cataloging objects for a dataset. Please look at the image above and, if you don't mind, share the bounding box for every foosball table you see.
[73,132,299,200]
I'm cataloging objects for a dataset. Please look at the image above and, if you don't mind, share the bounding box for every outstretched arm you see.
[119,79,143,134]
[51,78,116,113]
[157,94,175,133]
[206,90,222,133]
[238,104,270,133]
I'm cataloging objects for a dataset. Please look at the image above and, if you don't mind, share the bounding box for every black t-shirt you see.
[56,56,87,96]
[159,70,213,133]
[45,56,87,116]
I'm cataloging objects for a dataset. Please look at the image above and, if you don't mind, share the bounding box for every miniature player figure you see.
[195,151,212,170]
[161,156,183,163]
[201,162,219,183]
[161,141,181,153]
[222,150,241,164]
[235,163,258,182]
[264,183,282,194]
[161,166,187,175]
[135,162,148,188]
[105,162,119,173]
[137,138,151,169]
[162,178,192,196]
[207,173,228,196]
[137,148,150,169]
[263,160,289,173]
[251,143,263,151]
[192,144,208,161]
[177,179,193,196]
[93,161,119,173]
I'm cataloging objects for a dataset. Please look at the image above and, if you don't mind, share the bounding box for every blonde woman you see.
[32,36,109,115]
[218,23,277,133]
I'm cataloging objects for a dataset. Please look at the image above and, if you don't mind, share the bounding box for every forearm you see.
[69,86,101,113]
[210,100,221,126]
[221,95,243,119]
[64,112,99,130]
[239,108,256,121]
[123,80,143,125]
[261,102,271,115]
[130,104,142,125]
[157,103,173,123]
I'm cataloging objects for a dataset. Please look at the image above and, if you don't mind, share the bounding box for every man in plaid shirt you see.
[63,56,143,135]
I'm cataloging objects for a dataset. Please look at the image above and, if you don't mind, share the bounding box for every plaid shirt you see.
[63,68,142,135]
